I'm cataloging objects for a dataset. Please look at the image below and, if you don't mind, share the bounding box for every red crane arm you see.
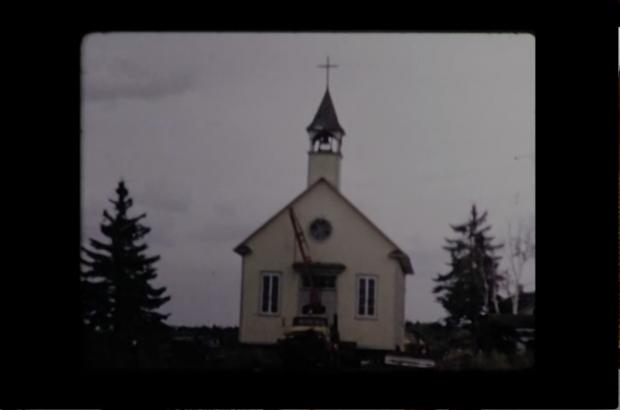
[288,207,321,308]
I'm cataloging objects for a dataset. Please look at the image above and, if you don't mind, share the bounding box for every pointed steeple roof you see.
[306,88,345,136]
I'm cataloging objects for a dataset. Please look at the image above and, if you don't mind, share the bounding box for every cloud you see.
[146,224,176,248]
[83,59,199,102]
[213,202,238,219]
[82,37,203,103]
[135,181,190,214]
[187,221,255,245]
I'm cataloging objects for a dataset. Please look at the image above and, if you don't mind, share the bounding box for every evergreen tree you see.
[81,180,171,364]
[80,263,111,333]
[433,204,504,328]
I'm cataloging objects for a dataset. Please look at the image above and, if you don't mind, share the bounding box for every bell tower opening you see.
[311,130,341,154]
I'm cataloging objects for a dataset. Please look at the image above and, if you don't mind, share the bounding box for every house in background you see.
[492,290,535,352]
[498,290,535,315]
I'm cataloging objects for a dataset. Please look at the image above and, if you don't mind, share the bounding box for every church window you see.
[259,272,281,315]
[309,218,332,241]
[356,275,377,318]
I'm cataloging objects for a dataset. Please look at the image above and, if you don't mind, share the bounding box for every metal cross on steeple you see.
[318,56,337,89]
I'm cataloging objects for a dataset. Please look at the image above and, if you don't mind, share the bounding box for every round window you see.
[309,218,332,241]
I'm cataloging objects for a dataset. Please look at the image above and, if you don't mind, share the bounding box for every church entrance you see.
[298,274,338,325]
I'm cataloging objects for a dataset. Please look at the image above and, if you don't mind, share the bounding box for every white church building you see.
[234,69,414,352]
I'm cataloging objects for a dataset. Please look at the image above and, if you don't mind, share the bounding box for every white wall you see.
[238,181,405,350]
[307,151,341,189]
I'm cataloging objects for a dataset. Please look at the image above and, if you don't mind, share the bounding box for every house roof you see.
[498,291,535,314]
[306,88,345,137]
[482,314,535,328]
[233,178,413,274]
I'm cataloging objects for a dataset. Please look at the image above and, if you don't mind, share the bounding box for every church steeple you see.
[306,88,345,140]
[307,57,345,189]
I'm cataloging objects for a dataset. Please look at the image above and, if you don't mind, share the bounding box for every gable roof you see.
[233,178,413,274]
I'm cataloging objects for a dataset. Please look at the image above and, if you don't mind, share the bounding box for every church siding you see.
[307,151,341,188]
[394,261,401,349]
[394,262,406,350]
[239,182,404,350]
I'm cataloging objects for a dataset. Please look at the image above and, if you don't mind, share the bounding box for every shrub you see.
[438,349,533,370]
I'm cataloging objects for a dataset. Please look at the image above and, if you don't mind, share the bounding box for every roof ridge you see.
[233,178,413,274]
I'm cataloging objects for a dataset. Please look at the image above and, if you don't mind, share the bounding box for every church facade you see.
[234,79,414,351]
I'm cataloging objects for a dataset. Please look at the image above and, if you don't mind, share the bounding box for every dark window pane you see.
[368,279,375,316]
[358,278,366,315]
[302,275,309,287]
[262,275,270,312]
[270,275,279,313]
[327,276,335,288]
[368,279,375,298]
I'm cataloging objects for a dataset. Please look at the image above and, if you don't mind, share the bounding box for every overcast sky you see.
[81,33,535,327]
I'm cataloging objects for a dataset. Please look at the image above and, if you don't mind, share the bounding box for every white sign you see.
[384,355,436,368]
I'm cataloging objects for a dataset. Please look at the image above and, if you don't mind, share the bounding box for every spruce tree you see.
[81,180,171,364]
[433,204,504,328]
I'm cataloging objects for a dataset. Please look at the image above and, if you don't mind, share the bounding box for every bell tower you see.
[307,57,345,189]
